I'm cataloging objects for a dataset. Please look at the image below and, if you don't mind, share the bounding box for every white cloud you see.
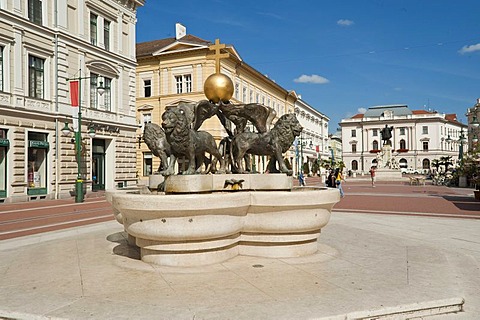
[459,43,480,54]
[293,74,330,84]
[337,19,354,27]
[358,107,367,114]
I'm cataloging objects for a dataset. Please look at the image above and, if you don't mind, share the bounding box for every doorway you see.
[92,139,105,191]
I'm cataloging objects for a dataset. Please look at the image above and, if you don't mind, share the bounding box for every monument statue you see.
[380,124,393,145]
[230,113,303,175]
[108,39,338,268]
[144,38,301,176]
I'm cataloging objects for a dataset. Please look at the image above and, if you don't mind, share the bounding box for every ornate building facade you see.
[0,0,144,202]
[340,105,467,174]
[293,98,330,174]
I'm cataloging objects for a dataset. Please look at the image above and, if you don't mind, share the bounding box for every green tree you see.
[439,156,453,172]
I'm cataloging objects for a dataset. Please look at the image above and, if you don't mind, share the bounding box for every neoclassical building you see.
[340,105,467,174]
[293,98,330,173]
[0,0,144,202]
[136,24,329,180]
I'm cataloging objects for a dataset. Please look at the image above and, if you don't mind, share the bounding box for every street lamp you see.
[297,135,313,175]
[458,129,467,160]
[65,70,104,203]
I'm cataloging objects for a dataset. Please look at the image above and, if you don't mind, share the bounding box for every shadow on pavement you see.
[107,232,141,260]
[442,195,480,212]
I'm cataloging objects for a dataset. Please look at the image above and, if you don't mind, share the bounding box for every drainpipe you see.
[54,0,59,199]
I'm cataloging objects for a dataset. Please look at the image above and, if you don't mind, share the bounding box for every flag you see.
[69,81,79,106]
[69,81,79,130]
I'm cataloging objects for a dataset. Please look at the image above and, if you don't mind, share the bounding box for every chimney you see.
[175,23,186,39]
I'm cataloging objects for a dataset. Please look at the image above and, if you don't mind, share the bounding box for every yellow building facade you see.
[135,25,298,181]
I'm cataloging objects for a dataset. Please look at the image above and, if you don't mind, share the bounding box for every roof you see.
[412,110,435,115]
[363,105,412,117]
[136,35,212,58]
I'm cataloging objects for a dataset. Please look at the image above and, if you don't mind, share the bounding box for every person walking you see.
[335,168,344,198]
[326,169,335,188]
[298,171,306,186]
[369,166,376,187]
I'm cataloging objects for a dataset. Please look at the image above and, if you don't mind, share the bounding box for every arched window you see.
[399,158,408,168]
[422,158,430,169]
[399,139,406,150]
[372,140,379,150]
[372,159,378,167]
[351,160,358,171]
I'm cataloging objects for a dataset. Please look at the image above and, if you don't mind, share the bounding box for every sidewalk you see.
[0,183,479,319]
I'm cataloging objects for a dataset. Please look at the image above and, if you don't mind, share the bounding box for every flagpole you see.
[75,69,84,203]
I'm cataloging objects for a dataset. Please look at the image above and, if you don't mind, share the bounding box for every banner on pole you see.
[69,81,79,106]
[69,81,79,130]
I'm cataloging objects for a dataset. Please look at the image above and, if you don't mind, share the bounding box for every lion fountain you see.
[107,41,339,267]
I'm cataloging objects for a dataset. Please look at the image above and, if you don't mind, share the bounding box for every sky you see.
[136,0,480,132]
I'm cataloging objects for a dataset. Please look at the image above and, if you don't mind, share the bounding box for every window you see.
[422,126,428,134]
[256,93,259,103]
[351,160,358,171]
[423,141,429,151]
[90,13,98,45]
[399,139,406,150]
[175,74,192,94]
[400,127,405,135]
[0,46,3,91]
[399,158,407,168]
[28,55,44,99]
[104,20,110,51]
[422,158,430,170]
[351,143,357,153]
[235,82,239,99]
[351,129,356,137]
[242,87,247,102]
[372,129,378,136]
[28,0,42,25]
[90,73,99,108]
[249,90,253,103]
[103,77,111,111]
[143,152,152,176]
[144,79,151,97]
[27,132,48,194]
[372,140,379,150]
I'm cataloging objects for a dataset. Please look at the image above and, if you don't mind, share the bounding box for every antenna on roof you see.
[175,23,186,40]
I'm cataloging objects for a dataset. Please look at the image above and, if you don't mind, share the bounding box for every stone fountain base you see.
[107,174,339,267]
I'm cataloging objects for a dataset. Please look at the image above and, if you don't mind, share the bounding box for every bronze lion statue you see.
[143,122,171,173]
[230,113,303,175]
[161,107,225,175]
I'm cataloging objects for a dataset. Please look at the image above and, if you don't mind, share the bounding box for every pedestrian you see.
[369,166,376,187]
[298,171,306,186]
[326,170,335,188]
[335,168,344,198]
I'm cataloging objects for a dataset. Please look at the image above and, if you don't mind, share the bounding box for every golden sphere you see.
[204,73,234,103]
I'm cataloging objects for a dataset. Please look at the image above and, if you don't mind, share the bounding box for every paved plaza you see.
[0,180,479,319]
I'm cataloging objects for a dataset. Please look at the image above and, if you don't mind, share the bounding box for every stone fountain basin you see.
[107,186,339,267]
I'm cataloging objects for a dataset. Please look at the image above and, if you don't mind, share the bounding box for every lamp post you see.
[458,129,467,161]
[64,70,104,203]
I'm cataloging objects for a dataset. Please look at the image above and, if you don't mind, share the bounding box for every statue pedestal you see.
[375,168,403,181]
[375,145,403,180]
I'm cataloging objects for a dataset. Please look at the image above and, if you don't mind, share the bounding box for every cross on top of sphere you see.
[207,39,229,74]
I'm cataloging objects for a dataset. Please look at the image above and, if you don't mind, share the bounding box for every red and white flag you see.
[69,81,79,130]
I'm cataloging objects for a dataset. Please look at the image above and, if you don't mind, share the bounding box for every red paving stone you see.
[0,195,114,241]
[1,177,478,241]
[299,175,480,219]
